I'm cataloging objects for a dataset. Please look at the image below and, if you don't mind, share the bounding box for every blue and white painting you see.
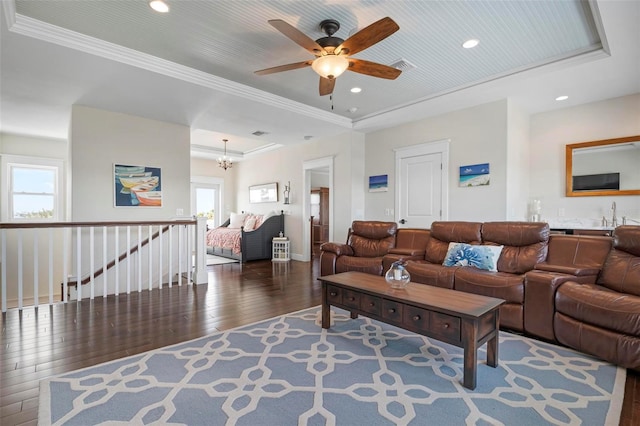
[459,163,490,187]
[369,174,388,192]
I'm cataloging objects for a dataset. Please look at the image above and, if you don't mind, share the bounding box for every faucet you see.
[611,202,618,227]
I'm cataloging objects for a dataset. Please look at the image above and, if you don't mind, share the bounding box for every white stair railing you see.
[0,218,207,312]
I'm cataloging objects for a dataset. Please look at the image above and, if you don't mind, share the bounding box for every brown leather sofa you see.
[554,226,640,370]
[320,221,397,276]
[319,221,640,370]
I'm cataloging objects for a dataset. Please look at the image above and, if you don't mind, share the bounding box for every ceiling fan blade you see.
[268,19,325,55]
[255,60,312,76]
[336,17,399,56]
[348,58,401,79]
[319,77,335,96]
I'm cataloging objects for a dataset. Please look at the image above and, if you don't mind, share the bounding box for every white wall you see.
[506,101,531,221]
[530,93,640,225]
[364,100,509,222]
[234,131,362,259]
[70,106,191,221]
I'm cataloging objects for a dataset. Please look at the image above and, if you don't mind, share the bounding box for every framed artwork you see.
[369,174,388,192]
[459,163,490,187]
[249,182,278,203]
[114,164,162,207]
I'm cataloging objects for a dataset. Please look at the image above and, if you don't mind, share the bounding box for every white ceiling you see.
[1,0,639,160]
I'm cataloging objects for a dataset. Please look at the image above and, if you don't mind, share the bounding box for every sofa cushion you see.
[614,226,640,257]
[481,222,549,274]
[442,243,503,271]
[336,256,385,275]
[405,262,457,289]
[556,282,640,336]
[348,221,397,258]
[454,267,525,304]
[598,249,640,296]
[424,221,482,264]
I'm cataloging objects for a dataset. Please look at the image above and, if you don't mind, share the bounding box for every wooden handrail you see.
[1,219,196,229]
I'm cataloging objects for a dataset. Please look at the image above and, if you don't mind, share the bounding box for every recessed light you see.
[350,87,362,93]
[149,0,169,13]
[555,95,569,101]
[348,107,358,113]
[462,39,479,49]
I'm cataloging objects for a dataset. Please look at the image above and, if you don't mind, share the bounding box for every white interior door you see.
[395,140,449,229]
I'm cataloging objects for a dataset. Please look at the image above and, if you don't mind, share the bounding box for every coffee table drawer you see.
[342,289,360,309]
[382,300,403,324]
[403,305,430,332]
[359,293,381,316]
[430,311,461,343]
[326,285,343,305]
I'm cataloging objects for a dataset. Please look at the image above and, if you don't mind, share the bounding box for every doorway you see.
[303,157,334,262]
[395,140,449,229]
[191,177,223,228]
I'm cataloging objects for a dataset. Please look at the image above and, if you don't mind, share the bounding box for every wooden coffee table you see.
[319,271,504,390]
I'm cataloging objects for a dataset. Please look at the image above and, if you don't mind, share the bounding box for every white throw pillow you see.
[228,212,248,229]
[243,216,257,231]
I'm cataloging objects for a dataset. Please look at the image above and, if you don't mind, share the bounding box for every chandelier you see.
[217,139,233,170]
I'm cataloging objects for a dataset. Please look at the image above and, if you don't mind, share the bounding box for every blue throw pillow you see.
[442,243,503,272]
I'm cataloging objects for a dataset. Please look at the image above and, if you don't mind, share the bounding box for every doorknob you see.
[399,219,406,224]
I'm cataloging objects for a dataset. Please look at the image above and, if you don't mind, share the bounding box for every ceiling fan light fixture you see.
[149,0,169,13]
[311,55,349,79]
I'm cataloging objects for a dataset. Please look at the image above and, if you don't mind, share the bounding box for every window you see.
[1,155,63,222]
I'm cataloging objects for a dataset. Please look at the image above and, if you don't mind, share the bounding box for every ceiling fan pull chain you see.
[330,94,334,110]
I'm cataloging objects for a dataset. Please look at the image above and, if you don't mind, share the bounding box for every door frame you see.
[394,139,450,224]
[302,156,334,262]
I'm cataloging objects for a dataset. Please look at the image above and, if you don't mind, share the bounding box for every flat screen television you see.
[572,173,620,191]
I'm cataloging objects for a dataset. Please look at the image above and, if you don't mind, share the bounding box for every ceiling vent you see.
[252,130,269,136]
[389,58,417,72]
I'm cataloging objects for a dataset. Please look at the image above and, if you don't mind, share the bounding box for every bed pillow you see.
[228,212,248,229]
[244,216,257,231]
[442,242,503,272]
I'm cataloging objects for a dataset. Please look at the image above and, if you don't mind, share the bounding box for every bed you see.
[206,211,285,262]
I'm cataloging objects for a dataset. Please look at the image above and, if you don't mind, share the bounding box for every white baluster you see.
[18,229,23,310]
[186,224,191,284]
[138,226,142,292]
[114,226,119,296]
[76,227,82,301]
[178,225,183,286]
[33,230,39,308]
[194,217,208,285]
[158,226,163,289]
[1,229,7,312]
[49,228,53,305]
[89,226,95,299]
[103,226,108,297]
[168,225,173,288]
[148,225,153,291]
[126,226,131,294]
[63,227,68,303]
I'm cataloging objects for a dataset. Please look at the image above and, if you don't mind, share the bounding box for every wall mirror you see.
[566,135,640,197]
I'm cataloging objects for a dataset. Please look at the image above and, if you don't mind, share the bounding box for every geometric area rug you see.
[39,306,626,426]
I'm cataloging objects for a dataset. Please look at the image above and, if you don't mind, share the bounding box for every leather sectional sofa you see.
[320,221,640,370]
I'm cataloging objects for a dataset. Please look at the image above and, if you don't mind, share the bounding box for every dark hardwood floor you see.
[1,256,638,425]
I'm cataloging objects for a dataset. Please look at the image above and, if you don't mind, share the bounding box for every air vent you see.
[252,130,269,137]
[389,58,417,71]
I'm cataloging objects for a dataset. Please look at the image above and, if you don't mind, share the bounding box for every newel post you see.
[194,217,208,285]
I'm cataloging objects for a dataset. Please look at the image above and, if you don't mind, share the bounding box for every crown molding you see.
[7,12,353,129]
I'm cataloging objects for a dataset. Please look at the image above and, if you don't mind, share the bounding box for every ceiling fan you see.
[255,17,402,96]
